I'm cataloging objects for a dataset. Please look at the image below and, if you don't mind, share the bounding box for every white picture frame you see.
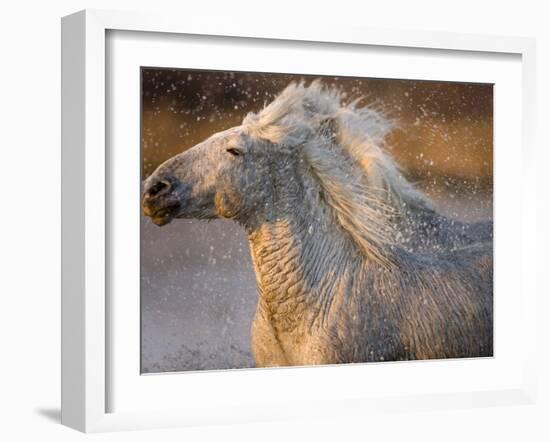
[61,9,537,433]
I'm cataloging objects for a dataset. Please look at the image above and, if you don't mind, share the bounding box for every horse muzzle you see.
[142,176,184,226]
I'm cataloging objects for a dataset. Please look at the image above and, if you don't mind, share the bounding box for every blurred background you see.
[141,69,493,373]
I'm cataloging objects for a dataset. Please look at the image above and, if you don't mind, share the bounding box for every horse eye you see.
[226,147,242,157]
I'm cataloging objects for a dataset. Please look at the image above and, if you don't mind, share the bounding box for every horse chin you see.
[146,204,181,226]
[150,214,175,226]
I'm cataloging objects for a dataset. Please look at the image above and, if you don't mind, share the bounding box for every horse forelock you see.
[242,80,339,145]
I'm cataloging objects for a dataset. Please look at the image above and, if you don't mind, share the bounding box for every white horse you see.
[142,81,493,366]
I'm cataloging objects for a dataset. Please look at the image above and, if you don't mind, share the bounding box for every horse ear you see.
[318,117,338,142]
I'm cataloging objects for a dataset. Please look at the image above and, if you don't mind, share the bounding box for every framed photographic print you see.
[61,9,537,432]
[140,69,495,373]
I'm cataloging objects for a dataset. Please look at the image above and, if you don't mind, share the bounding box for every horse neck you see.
[246,198,363,331]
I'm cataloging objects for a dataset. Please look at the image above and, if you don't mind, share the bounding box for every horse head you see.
[142,123,307,227]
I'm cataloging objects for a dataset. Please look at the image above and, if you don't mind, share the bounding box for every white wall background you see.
[0,1,547,440]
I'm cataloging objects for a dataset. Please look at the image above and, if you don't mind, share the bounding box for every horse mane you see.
[243,80,434,266]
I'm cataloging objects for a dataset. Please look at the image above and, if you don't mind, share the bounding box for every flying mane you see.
[243,80,433,266]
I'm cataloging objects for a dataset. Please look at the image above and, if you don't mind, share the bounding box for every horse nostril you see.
[147,179,172,198]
